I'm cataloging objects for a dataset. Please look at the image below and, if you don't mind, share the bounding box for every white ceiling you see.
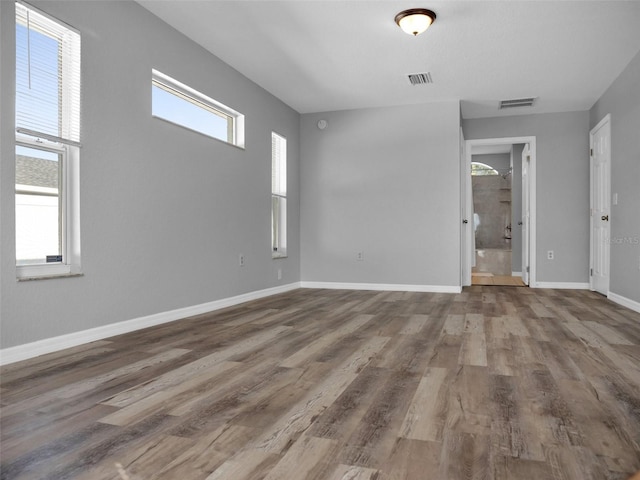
[138,0,640,118]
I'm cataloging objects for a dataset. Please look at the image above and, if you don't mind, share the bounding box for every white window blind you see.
[16,2,81,146]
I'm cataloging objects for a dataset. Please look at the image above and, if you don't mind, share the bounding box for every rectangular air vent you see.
[407,72,433,85]
[499,97,537,109]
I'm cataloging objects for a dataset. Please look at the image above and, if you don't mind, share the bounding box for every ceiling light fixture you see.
[395,8,436,36]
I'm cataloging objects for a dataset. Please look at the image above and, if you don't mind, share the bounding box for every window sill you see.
[272,253,288,259]
[17,263,82,281]
[18,272,84,282]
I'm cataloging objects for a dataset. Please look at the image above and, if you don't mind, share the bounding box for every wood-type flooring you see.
[471,274,526,286]
[1,286,640,480]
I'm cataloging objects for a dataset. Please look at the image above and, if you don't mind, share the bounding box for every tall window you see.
[152,70,245,148]
[15,2,81,278]
[271,132,287,257]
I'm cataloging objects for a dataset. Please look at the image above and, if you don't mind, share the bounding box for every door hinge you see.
[590,148,593,156]
[526,266,530,273]
[590,268,593,276]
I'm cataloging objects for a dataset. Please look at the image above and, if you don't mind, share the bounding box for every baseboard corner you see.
[608,291,640,314]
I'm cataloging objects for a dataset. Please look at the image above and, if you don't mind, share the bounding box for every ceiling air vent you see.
[407,72,433,85]
[499,97,537,109]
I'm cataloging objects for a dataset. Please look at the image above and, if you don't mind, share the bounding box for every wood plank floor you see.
[471,274,526,286]
[2,287,640,480]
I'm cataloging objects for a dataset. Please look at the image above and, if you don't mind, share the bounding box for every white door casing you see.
[460,128,472,286]
[590,114,611,295]
[464,137,536,287]
[522,144,530,285]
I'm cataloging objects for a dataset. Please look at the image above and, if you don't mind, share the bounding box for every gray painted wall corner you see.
[462,111,591,284]
[300,101,462,287]
[1,0,301,349]
[590,50,640,303]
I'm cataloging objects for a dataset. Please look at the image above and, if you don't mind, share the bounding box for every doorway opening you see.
[461,137,537,287]
[471,154,518,285]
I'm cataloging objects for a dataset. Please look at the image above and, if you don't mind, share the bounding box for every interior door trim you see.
[463,136,537,288]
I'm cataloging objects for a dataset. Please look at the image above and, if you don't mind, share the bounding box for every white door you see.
[521,145,530,285]
[590,115,611,295]
[460,128,472,286]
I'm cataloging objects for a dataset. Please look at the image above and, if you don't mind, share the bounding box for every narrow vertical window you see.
[271,132,287,257]
[15,2,81,279]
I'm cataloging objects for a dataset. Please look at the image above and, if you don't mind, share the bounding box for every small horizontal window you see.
[471,162,499,176]
[152,70,244,148]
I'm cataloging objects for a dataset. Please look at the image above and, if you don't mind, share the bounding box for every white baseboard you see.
[511,271,522,277]
[608,292,640,314]
[300,281,462,294]
[534,282,590,290]
[0,282,302,366]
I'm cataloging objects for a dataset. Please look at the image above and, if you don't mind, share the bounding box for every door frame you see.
[522,144,531,285]
[462,136,537,287]
[589,114,611,294]
[460,127,471,286]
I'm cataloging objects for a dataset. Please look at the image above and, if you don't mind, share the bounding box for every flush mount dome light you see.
[395,8,436,36]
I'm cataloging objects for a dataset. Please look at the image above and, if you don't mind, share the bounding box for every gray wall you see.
[590,50,640,303]
[0,0,5,326]
[463,111,590,284]
[0,0,300,349]
[300,102,461,287]
[471,153,512,253]
[472,175,512,250]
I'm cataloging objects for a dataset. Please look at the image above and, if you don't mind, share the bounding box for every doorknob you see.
[601,215,609,221]
[462,219,468,224]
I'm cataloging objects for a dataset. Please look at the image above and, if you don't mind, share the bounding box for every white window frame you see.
[15,2,81,280]
[15,137,81,279]
[271,132,287,258]
[152,70,245,148]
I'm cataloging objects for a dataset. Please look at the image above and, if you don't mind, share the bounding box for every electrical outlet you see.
[357,252,364,261]
[277,268,282,280]
[239,254,245,267]
[547,250,554,260]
